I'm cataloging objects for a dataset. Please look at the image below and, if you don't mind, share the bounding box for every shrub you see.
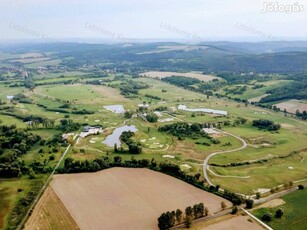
[231,205,238,214]
[245,199,254,209]
[261,213,272,222]
[275,208,284,218]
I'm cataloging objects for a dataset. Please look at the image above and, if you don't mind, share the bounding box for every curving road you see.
[202,129,247,186]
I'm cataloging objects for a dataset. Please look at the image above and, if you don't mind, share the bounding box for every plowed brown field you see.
[25,186,79,230]
[50,168,231,230]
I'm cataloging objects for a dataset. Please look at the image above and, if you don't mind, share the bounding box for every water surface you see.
[103,125,137,147]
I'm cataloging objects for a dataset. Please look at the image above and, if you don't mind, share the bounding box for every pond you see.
[178,105,227,115]
[103,105,125,114]
[102,125,137,147]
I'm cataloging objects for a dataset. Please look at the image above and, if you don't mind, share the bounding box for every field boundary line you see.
[17,134,78,230]
[242,208,273,230]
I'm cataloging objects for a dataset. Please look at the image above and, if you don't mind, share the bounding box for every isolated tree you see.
[275,209,284,218]
[261,213,272,222]
[245,199,254,209]
[175,209,183,223]
[231,205,238,214]
[298,184,304,190]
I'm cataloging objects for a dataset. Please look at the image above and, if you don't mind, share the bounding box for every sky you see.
[0,0,307,42]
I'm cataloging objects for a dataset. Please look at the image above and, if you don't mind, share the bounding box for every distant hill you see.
[1,42,307,73]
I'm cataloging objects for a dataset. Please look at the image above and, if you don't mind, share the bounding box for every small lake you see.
[103,125,137,147]
[103,105,125,114]
[178,105,227,115]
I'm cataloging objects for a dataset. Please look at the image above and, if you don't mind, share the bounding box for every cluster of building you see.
[80,126,103,138]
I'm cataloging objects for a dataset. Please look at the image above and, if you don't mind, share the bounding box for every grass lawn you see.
[0,114,27,128]
[209,151,307,194]
[252,189,307,230]
[0,177,44,229]
[136,77,206,102]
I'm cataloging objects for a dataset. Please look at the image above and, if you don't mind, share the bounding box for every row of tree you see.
[158,203,208,229]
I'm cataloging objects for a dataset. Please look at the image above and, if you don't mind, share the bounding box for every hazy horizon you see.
[1,0,306,44]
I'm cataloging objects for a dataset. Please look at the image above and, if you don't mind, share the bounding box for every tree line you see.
[158,203,207,229]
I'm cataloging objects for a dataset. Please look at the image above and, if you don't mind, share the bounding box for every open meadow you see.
[252,189,307,230]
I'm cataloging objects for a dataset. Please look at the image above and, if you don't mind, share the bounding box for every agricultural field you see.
[252,189,307,230]
[274,99,307,114]
[25,187,79,230]
[187,213,262,230]
[50,168,231,230]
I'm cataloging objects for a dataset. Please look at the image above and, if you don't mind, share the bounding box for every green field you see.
[253,189,307,230]
[1,55,307,229]
[25,59,62,68]
[0,177,45,229]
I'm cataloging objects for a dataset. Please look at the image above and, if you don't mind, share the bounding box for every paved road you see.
[202,129,247,186]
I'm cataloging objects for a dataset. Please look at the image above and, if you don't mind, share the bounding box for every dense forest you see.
[260,75,307,103]
[0,125,41,177]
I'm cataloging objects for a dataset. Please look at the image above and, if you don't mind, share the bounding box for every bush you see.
[275,208,284,218]
[261,213,272,222]
[245,199,254,209]
[256,192,261,199]
[49,155,55,161]
[231,205,238,214]
[298,184,304,190]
